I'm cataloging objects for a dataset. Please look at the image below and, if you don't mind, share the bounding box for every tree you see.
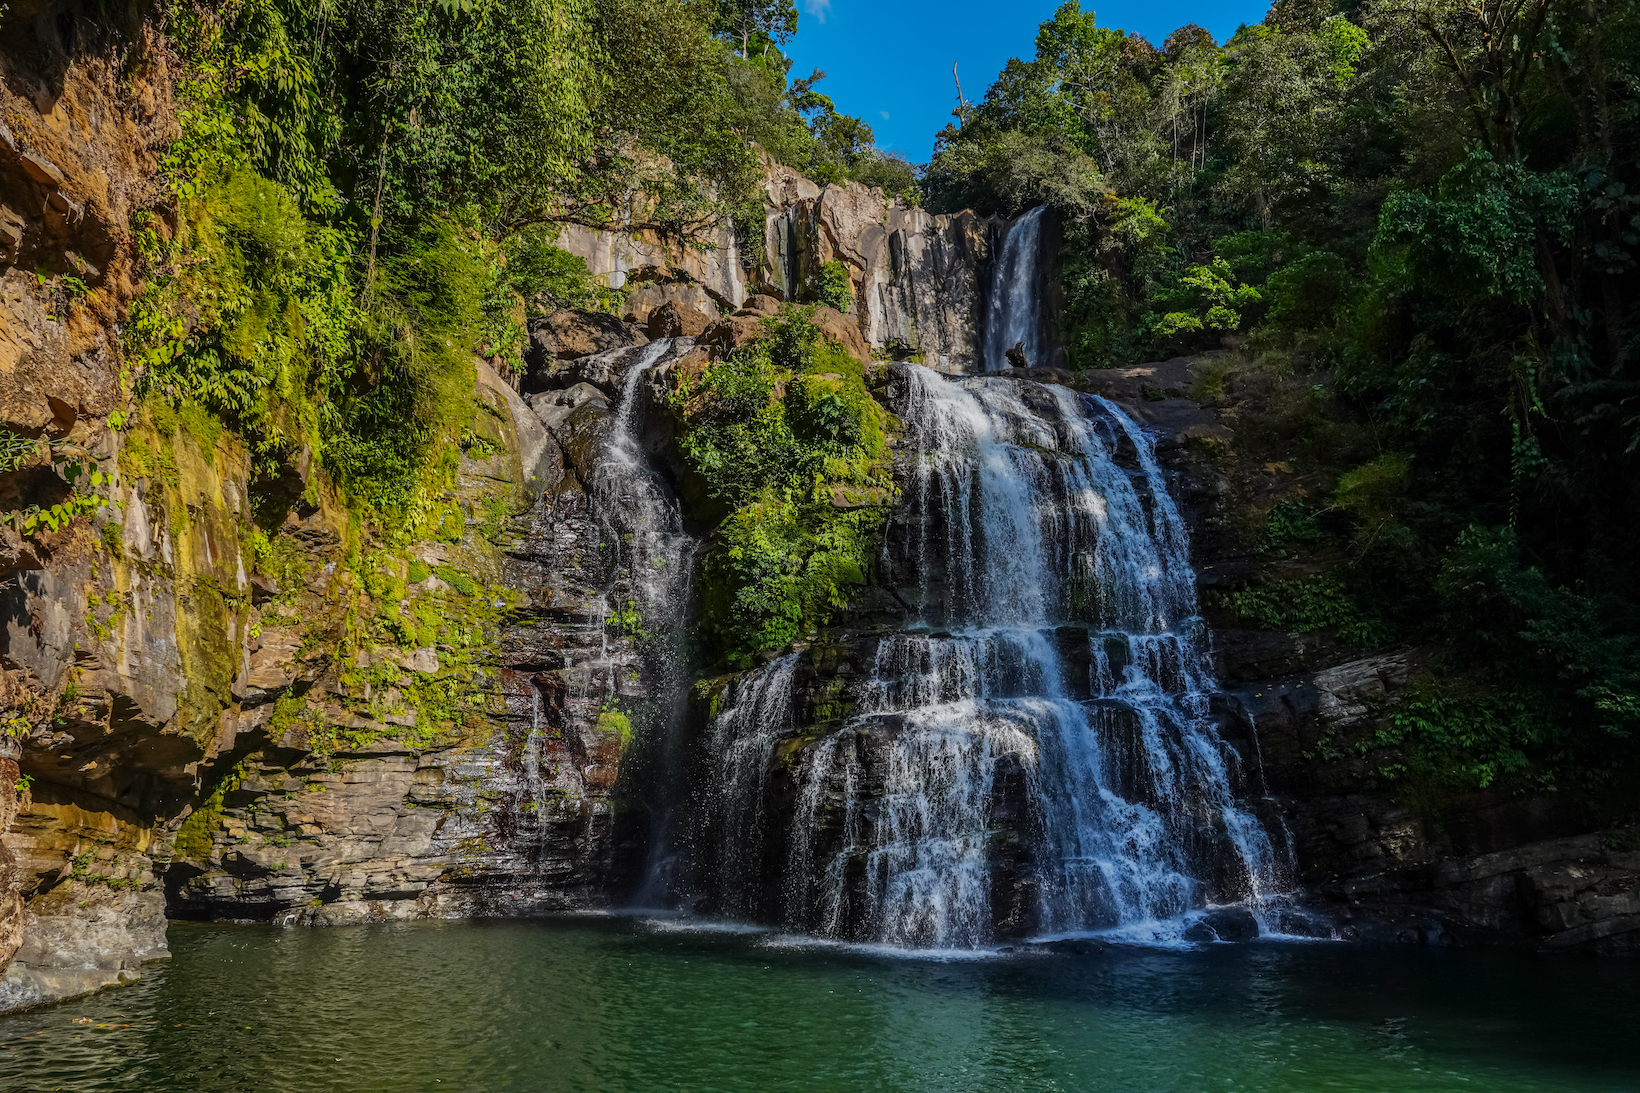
[715,0,798,59]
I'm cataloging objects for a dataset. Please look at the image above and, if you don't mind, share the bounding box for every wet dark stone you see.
[1198,908,1260,943]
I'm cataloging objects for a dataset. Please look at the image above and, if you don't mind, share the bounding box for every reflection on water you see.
[0,918,1635,1093]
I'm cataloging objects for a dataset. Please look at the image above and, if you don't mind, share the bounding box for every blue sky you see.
[784,0,1274,162]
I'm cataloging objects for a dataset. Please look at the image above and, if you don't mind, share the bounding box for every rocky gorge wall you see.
[0,8,657,1012]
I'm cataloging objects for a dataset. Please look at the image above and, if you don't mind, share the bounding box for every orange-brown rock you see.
[647,301,713,340]
[811,306,871,363]
[734,294,782,316]
[625,281,722,326]
[0,740,22,977]
[700,314,765,360]
[537,309,649,360]
[0,18,178,439]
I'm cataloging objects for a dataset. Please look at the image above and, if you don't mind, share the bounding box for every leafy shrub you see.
[670,312,895,666]
[812,260,854,313]
[1370,680,1546,790]
[1207,575,1387,647]
[1261,499,1324,556]
[1148,258,1264,347]
[501,225,625,315]
[1264,251,1352,330]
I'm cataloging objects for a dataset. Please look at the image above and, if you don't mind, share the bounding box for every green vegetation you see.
[813,261,854,313]
[63,0,912,777]
[927,0,1640,794]
[669,312,897,666]
[122,0,902,546]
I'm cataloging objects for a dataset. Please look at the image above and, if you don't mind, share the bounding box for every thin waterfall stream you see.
[589,339,705,904]
[983,206,1045,371]
[512,338,704,901]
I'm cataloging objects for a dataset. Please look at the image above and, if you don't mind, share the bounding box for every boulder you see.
[736,293,783,316]
[648,301,714,340]
[529,382,610,433]
[658,347,710,389]
[535,309,648,360]
[811,306,871,363]
[529,343,658,397]
[1196,908,1261,942]
[627,282,722,326]
[700,314,765,360]
[525,323,555,367]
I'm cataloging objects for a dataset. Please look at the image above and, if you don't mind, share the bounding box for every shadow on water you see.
[0,918,1636,1093]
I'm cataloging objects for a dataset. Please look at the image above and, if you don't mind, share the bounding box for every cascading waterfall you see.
[704,364,1293,947]
[515,339,701,894]
[983,207,1045,371]
[592,338,693,625]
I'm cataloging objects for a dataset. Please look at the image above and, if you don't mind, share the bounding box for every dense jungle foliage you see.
[128,0,906,538]
[926,0,1640,798]
[667,313,897,667]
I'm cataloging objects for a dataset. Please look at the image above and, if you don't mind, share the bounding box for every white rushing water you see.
[983,207,1045,371]
[701,365,1292,945]
[696,207,1300,946]
[706,364,1293,948]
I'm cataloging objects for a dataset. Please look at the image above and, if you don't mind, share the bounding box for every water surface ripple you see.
[1,919,1635,1092]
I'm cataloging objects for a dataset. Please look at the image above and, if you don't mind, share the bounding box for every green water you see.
[0,918,1635,1092]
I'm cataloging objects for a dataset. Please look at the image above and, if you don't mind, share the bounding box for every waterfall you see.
[592,338,693,626]
[983,207,1045,371]
[704,366,1291,947]
[586,339,701,904]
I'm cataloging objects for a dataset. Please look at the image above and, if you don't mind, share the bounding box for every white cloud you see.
[804,0,833,23]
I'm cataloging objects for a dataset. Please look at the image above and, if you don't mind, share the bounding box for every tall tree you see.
[715,0,798,59]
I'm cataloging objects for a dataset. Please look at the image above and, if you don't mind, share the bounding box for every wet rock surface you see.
[0,323,693,1009]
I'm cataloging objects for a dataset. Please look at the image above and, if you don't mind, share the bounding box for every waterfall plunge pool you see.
[1,917,1634,1092]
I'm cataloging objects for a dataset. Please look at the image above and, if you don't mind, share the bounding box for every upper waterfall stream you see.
[983,207,1046,371]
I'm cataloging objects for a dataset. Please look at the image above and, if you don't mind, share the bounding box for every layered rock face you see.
[0,342,641,1010]
[1220,652,1640,953]
[554,162,1007,374]
[0,9,700,1011]
[0,9,188,1010]
[1,8,1630,1021]
[758,170,998,372]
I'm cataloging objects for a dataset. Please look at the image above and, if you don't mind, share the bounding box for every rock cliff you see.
[1,7,1633,1019]
[554,160,1007,374]
[0,11,659,1010]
